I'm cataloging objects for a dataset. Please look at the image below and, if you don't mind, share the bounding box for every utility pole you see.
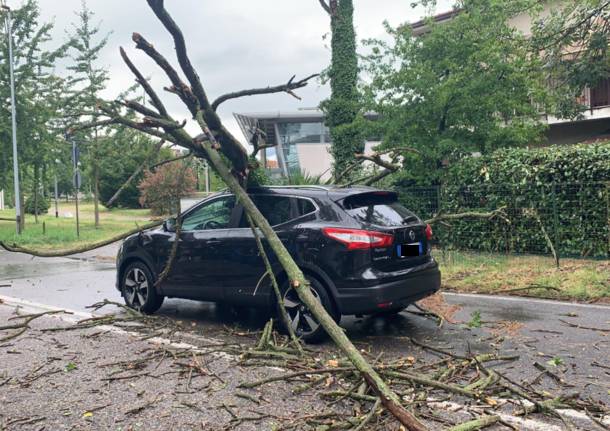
[70,136,81,238]
[2,2,22,234]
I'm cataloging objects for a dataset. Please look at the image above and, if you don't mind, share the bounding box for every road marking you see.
[429,399,610,430]
[0,294,230,356]
[444,292,610,310]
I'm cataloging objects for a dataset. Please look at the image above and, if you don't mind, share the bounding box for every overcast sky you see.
[30,0,452,143]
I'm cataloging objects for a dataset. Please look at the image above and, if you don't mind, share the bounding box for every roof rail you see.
[251,185,332,191]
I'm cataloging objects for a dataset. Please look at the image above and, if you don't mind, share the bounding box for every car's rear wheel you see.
[121,262,164,314]
[277,276,337,343]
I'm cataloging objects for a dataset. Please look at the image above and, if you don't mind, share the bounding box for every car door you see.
[162,195,238,301]
[222,194,301,305]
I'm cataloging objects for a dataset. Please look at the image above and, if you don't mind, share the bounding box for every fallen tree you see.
[0,3,516,429]
[3,1,425,428]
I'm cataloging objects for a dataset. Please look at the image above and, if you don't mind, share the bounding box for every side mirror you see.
[164,217,177,232]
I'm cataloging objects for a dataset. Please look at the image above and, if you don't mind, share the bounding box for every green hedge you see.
[398,142,610,258]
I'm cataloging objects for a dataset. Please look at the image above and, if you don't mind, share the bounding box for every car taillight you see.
[425,224,433,240]
[322,227,393,250]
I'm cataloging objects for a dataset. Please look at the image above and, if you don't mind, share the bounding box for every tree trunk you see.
[323,0,364,182]
[19,170,24,231]
[93,125,100,228]
[195,111,427,431]
[33,163,40,224]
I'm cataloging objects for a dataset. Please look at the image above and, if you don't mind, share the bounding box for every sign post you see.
[71,138,81,238]
[3,4,22,234]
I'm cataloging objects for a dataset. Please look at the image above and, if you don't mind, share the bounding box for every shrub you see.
[138,161,197,216]
[24,193,50,215]
[397,142,610,258]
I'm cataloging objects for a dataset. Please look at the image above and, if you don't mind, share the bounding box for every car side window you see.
[182,196,235,231]
[295,198,316,217]
[239,195,293,227]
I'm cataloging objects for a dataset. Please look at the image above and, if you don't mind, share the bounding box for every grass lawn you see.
[0,201,154,251]
[438,250,610,303]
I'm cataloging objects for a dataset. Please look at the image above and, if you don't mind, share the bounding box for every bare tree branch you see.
[336,146,422,186]
[318,0,331,15]
[141,116,187,130]
[131,32,197,110]
[248,126,277,159]
[120,99,163,119]
[0,221,164,257]
[211,74,319,111]
[424,207,510,225]
[105,140,166,208]
[146,0,212,110]
[131,29,249,174]
[148,151,193,170]
[319,0,338,16]
[119,47,168,116]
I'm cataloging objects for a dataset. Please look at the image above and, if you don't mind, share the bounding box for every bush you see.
[138,161,197,216]
[24,193,50,215]
[397,142,610,258]
[99,170,142,209]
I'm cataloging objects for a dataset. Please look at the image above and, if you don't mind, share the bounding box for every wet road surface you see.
[1,249,609,403]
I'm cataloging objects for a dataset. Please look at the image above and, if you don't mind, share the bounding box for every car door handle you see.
[206,239,221,246]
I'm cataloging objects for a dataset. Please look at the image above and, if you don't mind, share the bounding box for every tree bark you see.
[0,221,163,257]
[33,163,40,224]
[93,123,100,228]
[193,111,428,431]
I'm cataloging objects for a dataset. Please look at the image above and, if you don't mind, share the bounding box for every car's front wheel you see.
[120,262,164,314]
[277,276,337,343]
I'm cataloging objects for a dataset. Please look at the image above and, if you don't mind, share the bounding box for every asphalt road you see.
[1,248,609,406]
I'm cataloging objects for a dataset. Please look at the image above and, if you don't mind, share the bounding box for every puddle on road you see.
[0,261,114,281]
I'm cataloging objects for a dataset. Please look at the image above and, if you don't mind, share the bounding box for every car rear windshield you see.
[342,193,419,227]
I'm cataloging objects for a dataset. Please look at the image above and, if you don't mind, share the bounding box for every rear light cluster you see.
[322,227,393,250]
[425,224,433,241]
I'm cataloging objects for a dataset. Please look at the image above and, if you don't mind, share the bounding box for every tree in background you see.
[318,0,365,182]
[0,0,67,224]
[138,160,196,216]
[98,127,172,208]
[532,0,610,117]
[65,0,110,227]
[362,0,554,186]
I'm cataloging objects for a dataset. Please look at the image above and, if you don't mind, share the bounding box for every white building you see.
[411,3,610,146]
[235,109,380,181]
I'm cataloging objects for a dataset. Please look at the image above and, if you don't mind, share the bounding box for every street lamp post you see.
[2,1,22,234]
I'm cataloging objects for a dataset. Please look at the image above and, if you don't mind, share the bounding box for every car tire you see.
[120,261,164,314]
[277,276,337,344]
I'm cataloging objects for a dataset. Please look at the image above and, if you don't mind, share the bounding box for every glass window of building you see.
[277,122,324,174]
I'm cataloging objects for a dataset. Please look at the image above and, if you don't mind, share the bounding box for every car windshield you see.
[343,193,419,227]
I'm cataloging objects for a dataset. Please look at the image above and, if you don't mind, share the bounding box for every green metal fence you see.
[396,182,610,260]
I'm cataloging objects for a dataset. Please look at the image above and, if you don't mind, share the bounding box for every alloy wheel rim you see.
[282,286,322,336]
[124,267,149,310]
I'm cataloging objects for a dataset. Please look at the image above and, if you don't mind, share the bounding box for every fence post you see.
[436,184,442,216]
[606,182,610,259]
[551,182,560,261]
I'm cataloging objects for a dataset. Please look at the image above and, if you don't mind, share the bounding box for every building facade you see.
[411,2,610,145]
[235,110,380,181]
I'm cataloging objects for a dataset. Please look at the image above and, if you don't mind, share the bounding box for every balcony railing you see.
[578,77,610,109]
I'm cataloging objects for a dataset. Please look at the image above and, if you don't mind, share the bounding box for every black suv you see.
[116,186,441,341]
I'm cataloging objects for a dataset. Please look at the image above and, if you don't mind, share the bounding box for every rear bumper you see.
[335,262,441,315]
